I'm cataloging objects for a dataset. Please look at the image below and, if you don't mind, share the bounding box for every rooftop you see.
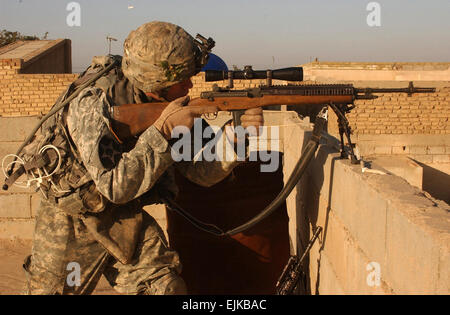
[0,39,70,71]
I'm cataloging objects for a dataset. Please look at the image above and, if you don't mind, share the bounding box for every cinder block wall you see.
[304,148,449,294]
[0,117,41,239]
[283,124,449,294]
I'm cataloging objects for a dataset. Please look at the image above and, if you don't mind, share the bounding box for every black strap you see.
[160,195,225,236]
[163,108,328,236]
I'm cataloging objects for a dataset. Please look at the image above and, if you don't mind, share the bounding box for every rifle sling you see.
[162,109,328,237]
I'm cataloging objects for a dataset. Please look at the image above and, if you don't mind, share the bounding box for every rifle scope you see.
[205,65,303,82]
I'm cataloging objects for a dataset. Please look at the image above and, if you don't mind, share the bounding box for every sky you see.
[1,0,449,72]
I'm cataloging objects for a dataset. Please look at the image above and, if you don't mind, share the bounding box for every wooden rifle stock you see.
[110,94,354,141]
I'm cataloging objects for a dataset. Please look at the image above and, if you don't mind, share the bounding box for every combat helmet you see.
[122,21,215,92]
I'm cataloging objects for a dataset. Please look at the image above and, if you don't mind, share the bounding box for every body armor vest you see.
[20,55,174,215]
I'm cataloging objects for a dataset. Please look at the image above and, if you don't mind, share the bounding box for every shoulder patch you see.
[98,135,122,170]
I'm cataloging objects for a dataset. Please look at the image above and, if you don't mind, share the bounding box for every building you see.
[0,39,72,74]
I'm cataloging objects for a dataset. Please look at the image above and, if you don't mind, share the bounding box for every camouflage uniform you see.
[24,23,241,295]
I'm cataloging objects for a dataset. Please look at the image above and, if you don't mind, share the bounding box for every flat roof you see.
[0,39,68,67]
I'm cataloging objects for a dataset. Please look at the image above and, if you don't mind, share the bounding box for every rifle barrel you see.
[355,81,435,98]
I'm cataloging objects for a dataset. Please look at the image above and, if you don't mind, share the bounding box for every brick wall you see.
[347,86,450,135]
[324,81,450,164]
[0,59,78,116]
[1,67,448,137]
[191,73,450,135]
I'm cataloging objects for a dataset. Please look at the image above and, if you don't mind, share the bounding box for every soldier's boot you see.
[137,272,187,295]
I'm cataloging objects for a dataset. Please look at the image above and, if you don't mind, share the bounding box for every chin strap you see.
[163,107,329,236]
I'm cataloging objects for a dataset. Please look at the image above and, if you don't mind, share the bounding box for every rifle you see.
[110,65,435,163]
[276,226,323,295]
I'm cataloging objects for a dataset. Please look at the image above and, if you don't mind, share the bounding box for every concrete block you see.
[0,117,40,142]
[409,154,433,164]
[432,155,450,163]
[305,155,395,294]
[355,134,450,149]
[385,206,441,294]
[308,145,340,203]
[287,175,310,256]
[329,161,389,269]
[374,146,392,155]
[437,246,450,294]
[409,146,427,155]
[304,185,329,233]
[307,236,322,294]
[371,156,423,189]
[282,115,312,252]
[31,193,41,217]
[392,146,409,155]
[355,142,377,157]
[300,135,449,294]
[321,211,390,294]
[0,194,31,218]
[314,253,345,295]
[368,172,450,294]
[427,146,446,155]
[317,211,348,291]
[0,219,35,240]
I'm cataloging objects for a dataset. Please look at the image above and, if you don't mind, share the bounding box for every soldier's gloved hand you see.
[240,107,264,136]
[154,96,219,140]
[226,107,264,146]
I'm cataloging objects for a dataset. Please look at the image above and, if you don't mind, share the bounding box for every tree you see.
[0,30,39,47]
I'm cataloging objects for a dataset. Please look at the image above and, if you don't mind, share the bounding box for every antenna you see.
[106,35,118,55]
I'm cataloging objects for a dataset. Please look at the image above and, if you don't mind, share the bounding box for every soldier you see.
[22,21,263,295]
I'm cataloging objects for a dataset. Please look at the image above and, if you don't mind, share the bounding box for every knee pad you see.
[139,273,187,295]
[163,275,187,295]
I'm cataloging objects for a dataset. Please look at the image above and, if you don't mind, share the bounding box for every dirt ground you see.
[0,239,116,295]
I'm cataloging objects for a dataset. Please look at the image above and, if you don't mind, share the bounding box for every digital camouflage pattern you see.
[24,198,184,295]
[66,84,240,204]
[122,21,203,92]
[67,86,175,204]
[25,54,242,294]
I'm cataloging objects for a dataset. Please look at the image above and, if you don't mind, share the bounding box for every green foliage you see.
[160,60,186,82]
[0,30,39,47]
